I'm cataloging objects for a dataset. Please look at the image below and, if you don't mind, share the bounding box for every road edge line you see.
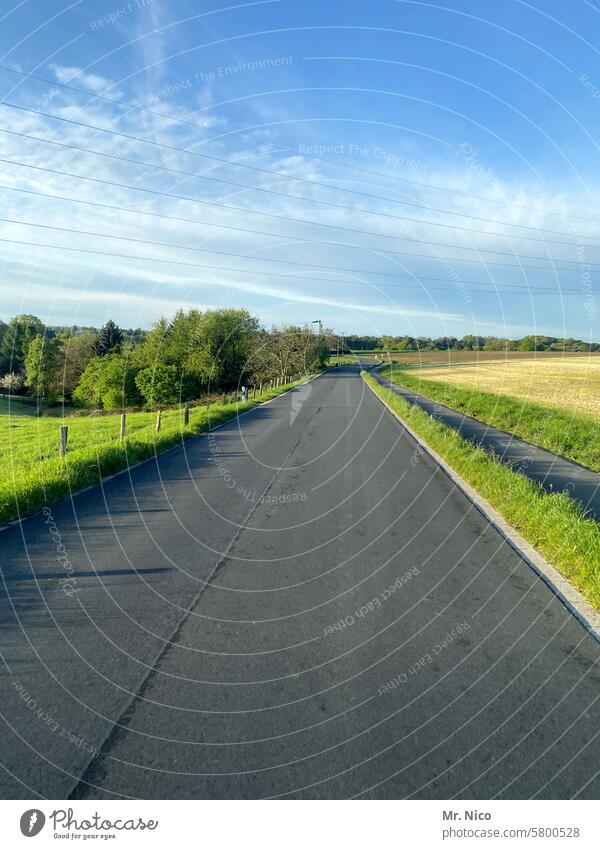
[363,373,600,645]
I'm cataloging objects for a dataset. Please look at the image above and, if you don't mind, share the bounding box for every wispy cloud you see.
[1,65,598,335]
[50,64,123,98]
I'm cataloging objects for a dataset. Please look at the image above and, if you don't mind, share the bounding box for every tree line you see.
[0,310,329,409]
[344,334,600,352]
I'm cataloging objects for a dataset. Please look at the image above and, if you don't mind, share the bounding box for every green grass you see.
[0,395,39,416]
[328,355,360,365]
[380,364,600,473]
[0,378,309,526]
[363,371,600,612]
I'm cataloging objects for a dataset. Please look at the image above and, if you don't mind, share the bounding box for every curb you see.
[363,373,600,645]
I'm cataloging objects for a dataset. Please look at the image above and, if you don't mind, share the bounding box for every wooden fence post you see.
[120,413,126,440]
[222,392,226,405]
[59,425,68,458]
[184,402,190,426]
[156,410,162,432]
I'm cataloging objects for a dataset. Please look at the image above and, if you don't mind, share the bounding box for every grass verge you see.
[380,364,600,472]
[0,377,311,527]
[363,371,600,612]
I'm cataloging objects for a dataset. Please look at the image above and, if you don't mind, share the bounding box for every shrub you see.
[74,354,140,409]
[135,365,182,406]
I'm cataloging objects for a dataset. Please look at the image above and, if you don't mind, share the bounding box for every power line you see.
[0,213,580,292]
[1,61,597,226]
[3,179,587,276]
[0,235,581,296]
[1,98,598,244]
[2,125,600,252]
[0,182,579,292]
[1,155,595,270]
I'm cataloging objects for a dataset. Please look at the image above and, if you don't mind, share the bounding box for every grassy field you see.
[380,359,600,472]
[328,354,360,365]
[0,378,308,526]
[363,371,600,611]
[0,395,39,416]
[370,350,600,367]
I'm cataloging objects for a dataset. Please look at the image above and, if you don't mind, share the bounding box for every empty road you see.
[1,365,599,799]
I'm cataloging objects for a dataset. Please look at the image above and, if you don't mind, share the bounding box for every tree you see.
[74,354,140,409]
[61,330,98,395]
[0,314,44,371]
[518,335,542,351]
[248,325,328,382]
[186,309,260,389]
[0,371,24,392]
[24,336,64,402]
[95,320,124,357]
[131,317,171,369]
[135,365,191,406]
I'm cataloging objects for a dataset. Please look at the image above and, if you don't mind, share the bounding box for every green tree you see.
[518,335,542,351]
[74,354,140,409]
[0,314,44,371]
[24,336,64,402]
[135,365,186,406]
[95,320,124,357]
[131,317,171,369]
[61,330,98,395]
[187,309,260,388]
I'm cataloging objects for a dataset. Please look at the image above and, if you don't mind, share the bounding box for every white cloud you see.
[0,77,597,336]
[50,64,123,99]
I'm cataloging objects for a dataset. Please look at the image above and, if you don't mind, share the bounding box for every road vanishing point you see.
[1,365,599,799]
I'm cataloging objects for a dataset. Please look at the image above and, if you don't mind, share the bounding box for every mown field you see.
[0,379,306,526]
[369,350,600,367]
[412,356,600,417]
[363,371,600,611]
[380,356,600,472]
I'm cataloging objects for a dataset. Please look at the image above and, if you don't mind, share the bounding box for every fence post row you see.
[56,375,308,462]
[59,425,68,458]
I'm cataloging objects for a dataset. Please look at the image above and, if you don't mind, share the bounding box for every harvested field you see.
[411,356,600,418]
[370,350,600,368]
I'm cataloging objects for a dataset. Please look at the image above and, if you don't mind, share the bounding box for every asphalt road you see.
[1,365,599,799]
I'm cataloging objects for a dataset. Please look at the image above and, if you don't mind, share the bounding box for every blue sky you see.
[1,0,600,339]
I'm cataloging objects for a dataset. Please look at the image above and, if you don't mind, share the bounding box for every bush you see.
[135,365,183,406]
[74,354,140,409]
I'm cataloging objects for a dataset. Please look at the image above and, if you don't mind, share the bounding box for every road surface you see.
[1,365,599,799]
